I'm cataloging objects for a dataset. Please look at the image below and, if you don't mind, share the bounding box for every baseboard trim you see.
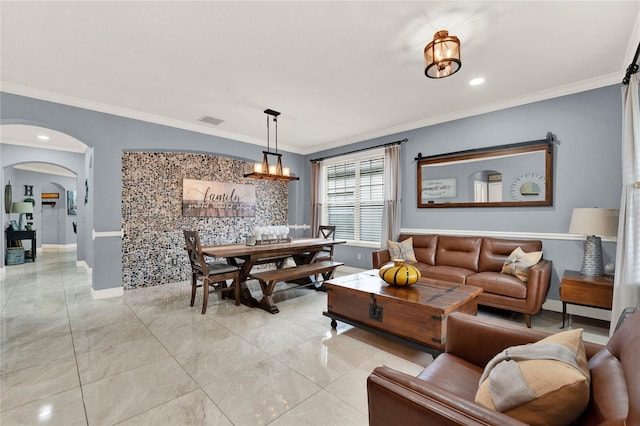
[542,299,612,322]
[91,286,124,300]
[42,243,77,251]
[400,228,616,243]
[75,260,92,274]
[92,229,123,240]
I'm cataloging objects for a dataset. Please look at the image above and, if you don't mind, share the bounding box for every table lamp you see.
[569,208,619,276]
[11,202,34,231]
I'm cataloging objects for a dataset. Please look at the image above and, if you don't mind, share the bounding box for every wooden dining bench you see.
[249,260,344,313]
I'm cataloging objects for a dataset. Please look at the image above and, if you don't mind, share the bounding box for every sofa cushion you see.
[387,238,417,262]
[422,265,476,285]
[401,234,438,265]
[405,261,431,277]
[501,247,543,282]
[435,236,481,272]
[466,272,527,299]
[479,238,543,272]
[475,328,590,426]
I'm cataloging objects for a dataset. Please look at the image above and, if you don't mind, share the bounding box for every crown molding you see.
[623,12,640,70]
[2,72,620,158]
[0,82,303,154]
[301,72,621,155]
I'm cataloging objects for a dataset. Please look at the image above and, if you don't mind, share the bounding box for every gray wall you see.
[307,85,623,301]
[1,92,306,290]
[1,84,624,303]
[16,171,77,246]
[2,144,85,261]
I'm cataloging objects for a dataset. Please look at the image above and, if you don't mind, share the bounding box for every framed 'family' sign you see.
[182,179,256,217]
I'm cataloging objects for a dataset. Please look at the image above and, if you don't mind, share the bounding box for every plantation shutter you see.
[323,151,384,243]
[359,157,384,242]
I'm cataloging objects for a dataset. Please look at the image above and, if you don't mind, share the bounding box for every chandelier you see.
[424,30,461,79]
[244,109,299,182]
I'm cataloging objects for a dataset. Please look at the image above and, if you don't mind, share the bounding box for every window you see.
[322,149,384,243]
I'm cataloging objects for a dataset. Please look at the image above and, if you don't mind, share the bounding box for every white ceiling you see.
[1,1,639,155]
[0,125,86,176]
[14,162,77,178]
[1,125,87,154]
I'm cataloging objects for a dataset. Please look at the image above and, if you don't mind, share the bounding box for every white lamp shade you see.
[569,208,619,237]
[11,201,34,214]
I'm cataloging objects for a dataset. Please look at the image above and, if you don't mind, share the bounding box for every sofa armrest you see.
[445,312,605,365]
[445,312,552,367]
[372,249,390,269]
[368,366,526,426]
[524,259,552,314]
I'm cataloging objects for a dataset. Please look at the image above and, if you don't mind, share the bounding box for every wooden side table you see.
[559,270,613,328]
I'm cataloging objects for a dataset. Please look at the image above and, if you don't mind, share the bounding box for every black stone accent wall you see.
[121,152,288,289]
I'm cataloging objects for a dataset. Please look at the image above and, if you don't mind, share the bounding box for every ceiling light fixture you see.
[424,30,461,79]
[469,77,485,86]
[244,109,299,182]
[37,135,50,140]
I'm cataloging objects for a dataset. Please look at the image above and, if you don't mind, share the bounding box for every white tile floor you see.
[1,248,609,425]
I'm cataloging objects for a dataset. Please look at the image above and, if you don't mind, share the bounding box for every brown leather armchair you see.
[367,311,640,425]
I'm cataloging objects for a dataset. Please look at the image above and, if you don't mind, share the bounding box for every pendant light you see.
[424,30,461,79]
[244,109,299,182]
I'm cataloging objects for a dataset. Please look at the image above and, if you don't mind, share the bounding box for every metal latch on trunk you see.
[369,294,383,322]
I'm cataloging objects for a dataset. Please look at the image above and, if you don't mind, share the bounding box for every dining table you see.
[202,237,346,309]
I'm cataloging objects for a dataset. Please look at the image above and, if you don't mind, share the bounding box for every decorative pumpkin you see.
[379,259,421,287]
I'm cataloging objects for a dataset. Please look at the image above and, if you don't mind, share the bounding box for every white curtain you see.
[381,144,401,246]
[310,161,323,238]
[610,73,640,335]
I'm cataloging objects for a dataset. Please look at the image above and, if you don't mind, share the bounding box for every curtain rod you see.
[309,138,408,163]
[414,132,555,162]
[623,41,640,85]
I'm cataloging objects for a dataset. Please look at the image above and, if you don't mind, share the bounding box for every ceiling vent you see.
[197,115,224,126]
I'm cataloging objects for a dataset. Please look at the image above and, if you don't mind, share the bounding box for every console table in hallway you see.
[5,229,37,262]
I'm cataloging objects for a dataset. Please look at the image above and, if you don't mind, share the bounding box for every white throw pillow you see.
[501,247,542,282]
[387,238,417,262]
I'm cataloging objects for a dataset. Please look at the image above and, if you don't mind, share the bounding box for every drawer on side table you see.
[560,270,613,328]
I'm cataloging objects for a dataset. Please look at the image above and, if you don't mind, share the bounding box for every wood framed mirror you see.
[417,133,554,208]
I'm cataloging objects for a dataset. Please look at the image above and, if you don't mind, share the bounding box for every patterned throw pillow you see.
[475,328,590,426]
[501,247,542,282]
[387,238,417,262]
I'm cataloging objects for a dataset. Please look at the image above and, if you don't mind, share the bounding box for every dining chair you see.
[315,225,337,262]
[183,230,240,314]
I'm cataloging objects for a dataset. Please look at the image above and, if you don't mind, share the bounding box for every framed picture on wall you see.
[67,190,77,215]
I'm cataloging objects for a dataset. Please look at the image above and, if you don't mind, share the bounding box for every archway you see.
[1,124,92,268]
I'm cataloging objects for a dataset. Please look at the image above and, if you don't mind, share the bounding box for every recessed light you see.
[469,77,485,86]
[37,135,50,140]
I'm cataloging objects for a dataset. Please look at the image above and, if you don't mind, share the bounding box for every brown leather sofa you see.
[372,234,552,327]
[367,310,640,425]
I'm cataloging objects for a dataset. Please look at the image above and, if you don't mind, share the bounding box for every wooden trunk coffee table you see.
[323,270,482,356]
